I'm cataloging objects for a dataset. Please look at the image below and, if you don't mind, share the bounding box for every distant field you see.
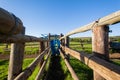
[0,39,120,80]
[0,42,40,54]
[70,41,92,54]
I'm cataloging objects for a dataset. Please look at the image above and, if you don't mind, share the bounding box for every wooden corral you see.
[0,7,120,80]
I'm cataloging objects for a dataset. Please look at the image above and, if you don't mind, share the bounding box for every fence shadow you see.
[45,55,65,80]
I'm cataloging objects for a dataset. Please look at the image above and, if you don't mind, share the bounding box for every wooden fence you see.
[0,8,51,80]
[60,10,120,80]
[0,33,51,80]
[1,7,120,80]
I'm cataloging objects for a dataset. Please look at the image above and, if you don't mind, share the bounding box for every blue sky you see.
[0,0,120,37]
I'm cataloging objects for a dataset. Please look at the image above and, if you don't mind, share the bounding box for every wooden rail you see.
[1,7,120,80]
[59,49,79,80]
[14,47,50,80]
[60,10,120,80]
[0,8,51,80]
[61,10,120,39]
[61,45,120,80]
[35,49,51,80]
[0,34,48,43]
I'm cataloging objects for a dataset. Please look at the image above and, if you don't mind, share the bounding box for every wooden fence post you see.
[92,25,109,80]
[65,36,70,61]
[40,41,45,67]
[80,39,84,50]
[47,33,50,47]
[60,33,64,46]
[8,27,25,80]
[65,36,69,47]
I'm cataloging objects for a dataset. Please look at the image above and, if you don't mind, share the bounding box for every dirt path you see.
[45,56,65,80]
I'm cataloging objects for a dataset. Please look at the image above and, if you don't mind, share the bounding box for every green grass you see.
[25,47,39,55]
[112,59,120,66]
[69,41,93,80]
[0,58,40,80]
[0,43,39,55]
[70,41,92,54]
[70,57,93,80]
[60,56,73,80]
[70,41,120,80]
[0,60,9,80]
[46,56,73,80]
[22,58,40,80]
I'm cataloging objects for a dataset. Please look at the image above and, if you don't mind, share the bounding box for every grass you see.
[25,47,39,55]
[70,41,93,80]
[69,41,120,80]
[60,56,73,80]
[111,59,120,66]
[0,43,39,55]
[70,41,92,54]
[70,57,93,80]
[0,41,120,80]
[46,56,73,80]
[0,58,40,80]
[0,60,9,80]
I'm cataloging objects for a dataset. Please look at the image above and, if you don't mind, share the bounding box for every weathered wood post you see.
[65,36,69,47]
[65,36,70,61]
[40,41,45,67]
[47,33,50,47]
[92,25,109,80]
[80,39,84,50]
[8,27,25,80]
[60,33,64,46]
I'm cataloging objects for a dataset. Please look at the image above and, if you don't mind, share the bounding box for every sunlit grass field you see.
[0,41,120,80]
[0,58,40,80]
[0,42,39,54]
[69,41,93,80]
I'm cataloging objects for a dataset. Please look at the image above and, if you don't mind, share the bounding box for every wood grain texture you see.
[61,45,120,80]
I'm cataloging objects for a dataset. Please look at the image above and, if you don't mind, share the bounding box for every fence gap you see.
[92,25,109,80]
[8,27,25,80]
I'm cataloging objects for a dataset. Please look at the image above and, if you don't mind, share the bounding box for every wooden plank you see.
[92,25,109,80]
[61,46,120,80]
[59,49,79,80]
[14,47,50,80]
[0,8,23,35]
[35,49,51,80]
[8,43,25,80]
[60,10,120,39]
[8,27,25,80]
[0,34,48,43]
